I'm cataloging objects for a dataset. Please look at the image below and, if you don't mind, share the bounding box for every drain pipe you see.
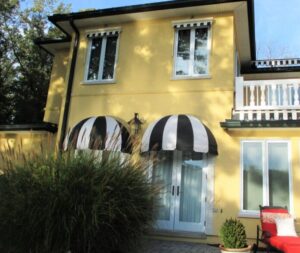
[59,19,79,149]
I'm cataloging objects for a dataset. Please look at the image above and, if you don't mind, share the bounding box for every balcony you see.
[233,77,300,121]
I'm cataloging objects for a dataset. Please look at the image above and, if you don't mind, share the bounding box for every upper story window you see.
[173,19,212,79]
[84,28,120,83]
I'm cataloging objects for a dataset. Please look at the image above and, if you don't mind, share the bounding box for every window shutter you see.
[86,29,121,38]
[173,19,212,29]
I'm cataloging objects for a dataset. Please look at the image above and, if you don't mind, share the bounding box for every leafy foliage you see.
[220,218,248,249]
[0,152,157,253]
[0,0,71,124]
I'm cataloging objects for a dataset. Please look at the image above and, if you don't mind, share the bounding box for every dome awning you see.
[63,116,132,153]
[141,114,218,155]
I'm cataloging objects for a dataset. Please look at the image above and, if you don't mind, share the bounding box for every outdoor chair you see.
[255,205,300,253]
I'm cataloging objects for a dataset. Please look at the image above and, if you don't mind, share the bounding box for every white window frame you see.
[172,19,212,80]
[83,28,120,84]
[239,139,293,218]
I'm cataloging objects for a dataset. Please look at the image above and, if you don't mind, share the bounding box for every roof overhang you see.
[46,0,255,62]
[35,38,71,56]
[0,123,58,133]
[220,119,300,130]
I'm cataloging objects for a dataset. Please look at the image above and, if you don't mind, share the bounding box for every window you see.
[173,19,212,78]
[241,140,292,213]
[85,29,120,83]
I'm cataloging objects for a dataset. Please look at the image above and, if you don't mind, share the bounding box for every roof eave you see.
[0,123,58,133]
[35,38,71,56]
[49,0,247,22]
[220,119,300,130]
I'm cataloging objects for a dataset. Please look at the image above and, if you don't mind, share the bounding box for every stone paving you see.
[142,239,219,253]
[141,239,266,253]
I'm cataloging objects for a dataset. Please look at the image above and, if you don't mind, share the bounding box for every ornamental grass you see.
[0,149,157,253]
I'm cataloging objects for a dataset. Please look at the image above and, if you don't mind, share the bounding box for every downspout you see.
[59,19,79,149]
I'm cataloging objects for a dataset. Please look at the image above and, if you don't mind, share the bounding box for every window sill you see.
[238,211,259,219]
[171,74,211,80]
[81,79,116,85]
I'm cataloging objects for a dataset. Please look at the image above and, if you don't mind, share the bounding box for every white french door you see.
[153,151,206,233]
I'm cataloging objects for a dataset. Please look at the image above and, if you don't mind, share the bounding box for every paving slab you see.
[141,239,266,253]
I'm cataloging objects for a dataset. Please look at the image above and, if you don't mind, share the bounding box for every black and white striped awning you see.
[141,114,218,155]
[63,116,131,153]
[86,29,120,38]
[173,20,212,29]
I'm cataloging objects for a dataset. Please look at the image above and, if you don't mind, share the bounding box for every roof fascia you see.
[0,123,58,133]
[35,38,71,56]
[49,0,247,22]
[247,0,256,61]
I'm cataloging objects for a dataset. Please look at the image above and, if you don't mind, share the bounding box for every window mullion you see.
[98,37,107,80]
[189,29,195,76]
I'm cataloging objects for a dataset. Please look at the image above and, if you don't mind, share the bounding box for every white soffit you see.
[243,72,300,81]
[234,2,251,65]
[53,1,251,63]
[40,42,70,55]
[56,2,246,33]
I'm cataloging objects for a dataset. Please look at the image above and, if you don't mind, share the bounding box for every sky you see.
[22,0,300,60]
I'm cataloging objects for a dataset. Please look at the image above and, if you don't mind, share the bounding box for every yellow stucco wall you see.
[68,13,236,241]
[66,13,234,130]
[45,10,300,244]
[214,129,300,237]
[0,131,56,168]
[43,49,69,124]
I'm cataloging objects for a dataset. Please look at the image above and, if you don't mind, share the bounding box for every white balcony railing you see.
[233,77,300,121]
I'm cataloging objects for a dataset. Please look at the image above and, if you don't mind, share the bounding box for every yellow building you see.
[35,0,300,244]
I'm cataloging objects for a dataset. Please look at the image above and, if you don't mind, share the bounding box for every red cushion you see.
[269,236,300,251]
[283,244,300,253]
[261,207,290,237]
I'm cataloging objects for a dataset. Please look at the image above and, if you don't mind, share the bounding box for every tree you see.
[0,0,71,124]
[0,0,19,123]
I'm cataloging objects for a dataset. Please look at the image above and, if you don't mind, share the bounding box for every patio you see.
[142,239,265,253]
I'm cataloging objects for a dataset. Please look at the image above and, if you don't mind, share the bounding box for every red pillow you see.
[261,208,290,237]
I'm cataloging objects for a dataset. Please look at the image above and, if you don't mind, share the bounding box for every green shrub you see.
[0,152,157,253]
[220,218,247,249]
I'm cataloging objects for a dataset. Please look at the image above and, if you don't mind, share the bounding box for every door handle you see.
[172,185,175,196]
[177,186,180,196]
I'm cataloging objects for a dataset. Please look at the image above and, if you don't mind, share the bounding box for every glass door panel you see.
[174,152,206,232]
[179,160,202,223]
[153,151,174,230]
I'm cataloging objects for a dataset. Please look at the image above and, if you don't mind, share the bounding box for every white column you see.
[283,110,288,120]
[235,77,245,110]
[271,85,277,106]
[283,84,288,106]
[293,83,299,106]
[260,85,266,106]
[250,85,255,107]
